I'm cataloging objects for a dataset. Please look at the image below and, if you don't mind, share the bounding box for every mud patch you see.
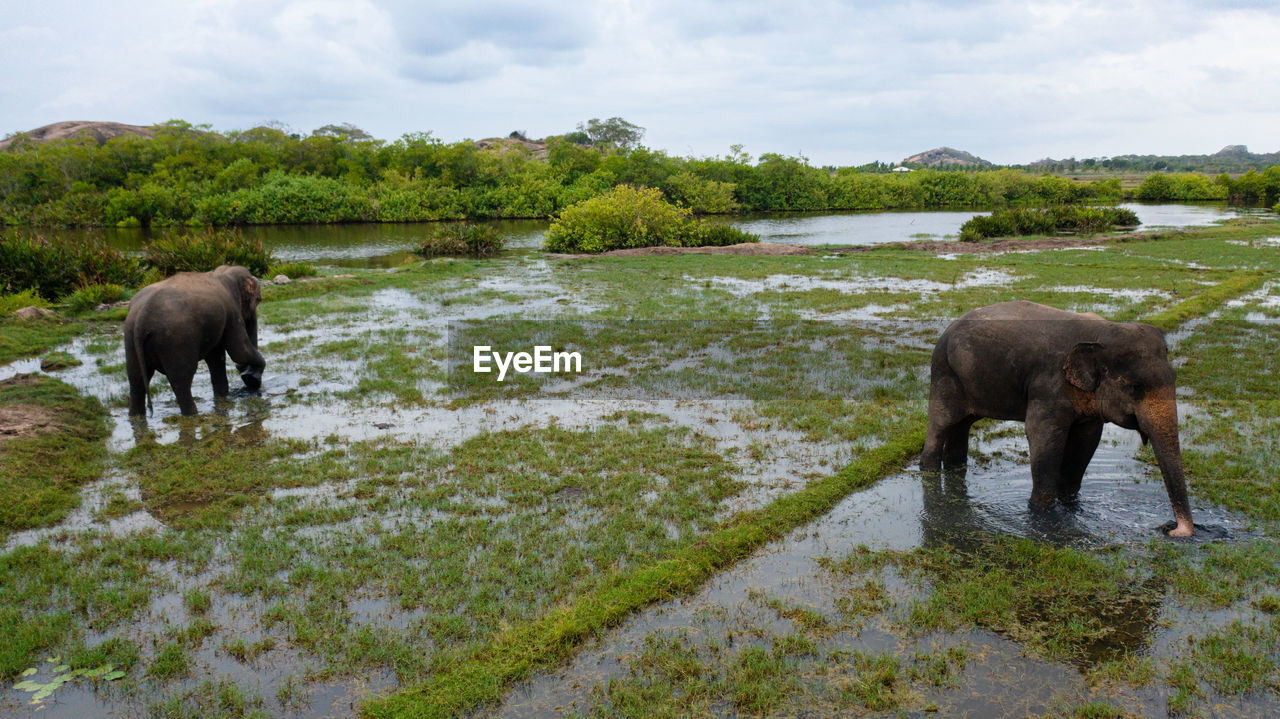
[0,375,61,440]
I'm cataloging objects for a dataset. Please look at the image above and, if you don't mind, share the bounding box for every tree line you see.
[2,119,1272,228]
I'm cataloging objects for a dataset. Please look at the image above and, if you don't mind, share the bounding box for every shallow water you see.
[493,421,1256,718]
[39,203,1270,267]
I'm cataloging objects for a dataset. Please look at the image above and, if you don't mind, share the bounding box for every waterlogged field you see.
[1,218,1279,717]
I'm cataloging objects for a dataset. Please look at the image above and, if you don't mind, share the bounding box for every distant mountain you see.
[1028,145,1280,173]
[474,135,550,161]
[0,121,155,150]
[901,147,992,168]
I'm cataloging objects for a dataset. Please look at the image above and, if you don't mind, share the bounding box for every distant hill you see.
[901,147,992,168]
[474,135,550,160]
[1028,145,1280,173]
[0,121,155,150]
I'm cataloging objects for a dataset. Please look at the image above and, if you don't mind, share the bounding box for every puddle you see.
[697,269,1019,298]
[493,422,1254,717]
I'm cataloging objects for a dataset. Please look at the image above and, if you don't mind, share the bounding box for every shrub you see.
[416,222,505,258]
[0,289,50,314]
[959,207,1139,242]
[265,261,318,279]
[678,222,760,247]
[144,228,276,276]
[545,185,691,253]
[0,233,144,298]
[546,186,760,253]
[64,283,128,313]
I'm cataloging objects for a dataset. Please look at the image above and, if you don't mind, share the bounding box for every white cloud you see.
[1,0,1276,164]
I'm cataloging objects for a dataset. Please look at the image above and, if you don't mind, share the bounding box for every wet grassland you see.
[1,218,1279,717]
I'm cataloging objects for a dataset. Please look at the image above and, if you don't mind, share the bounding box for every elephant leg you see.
[1025,404,1071,510]
[206,348,229,396]
[942,419,975,478]
[168,368,199,416]
[1058,421,1103,502]
[127,363,149,416]
[922,373,968,472]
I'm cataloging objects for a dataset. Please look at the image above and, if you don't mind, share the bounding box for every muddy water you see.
[493,422,1255,718]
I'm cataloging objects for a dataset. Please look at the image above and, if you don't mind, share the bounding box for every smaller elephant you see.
[124,265,266,416]
[921,301,1194,537]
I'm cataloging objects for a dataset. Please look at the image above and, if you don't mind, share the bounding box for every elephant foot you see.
[240,368,262,391]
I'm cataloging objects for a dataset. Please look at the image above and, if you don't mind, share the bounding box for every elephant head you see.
[1063,324,1193,537]
[214,264,263,389]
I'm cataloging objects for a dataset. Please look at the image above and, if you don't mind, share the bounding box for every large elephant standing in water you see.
[921,301,1194,537]
[124,265,266,416]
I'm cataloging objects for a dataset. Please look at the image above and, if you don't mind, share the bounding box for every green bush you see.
[959,206,1140,242]
[416,222,505,258]
[545,186,760,253]
[678,222,760,247]
[1136,172,1228,201]
[64,283,128,313]
[0,289,50,314]
[265,261,318,279]
[545,185,691,253]
[0,233,144,298]
[144,228,276,276]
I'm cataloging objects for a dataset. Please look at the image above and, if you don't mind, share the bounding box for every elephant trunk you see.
[1137,389,1194,537]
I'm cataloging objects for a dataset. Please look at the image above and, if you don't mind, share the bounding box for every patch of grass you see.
[147,641,190,681]
[66,636,141,675]
[362,427,924,718]
[123,420,316,529]
[0,315,84,365]
[0,606,73,680]
[63,282,127,313]
[265,260,318,279]
[183,588,211,615]
[1086,653,1156,687]
[831,651,905,711]
[1163,617,1280,716]
[1142,271,1269,331]
[0,374,109,536]
[900,536,1154,664]
[416,222,505,258]
[39,349,81,370]
[725,645,799,714]
[222,636,275,664]
[150,678,269,719]
[909,646,970,688]
[0,288,50,313]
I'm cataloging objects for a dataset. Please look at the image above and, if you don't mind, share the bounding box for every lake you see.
[78,203,1271,267]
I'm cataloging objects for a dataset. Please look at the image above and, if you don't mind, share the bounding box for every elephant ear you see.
[238,275,261,316]
[1063,341,1104,391]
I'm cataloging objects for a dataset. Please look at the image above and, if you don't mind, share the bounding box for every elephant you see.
[920,301,1194,537]
[124,265,266,416]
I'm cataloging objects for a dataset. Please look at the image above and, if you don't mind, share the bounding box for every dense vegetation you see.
[1,121,1134,228]
[1024,144,1280,174]
[958,206,1140,242]
[0,228,303,306]
[544,186,758,253]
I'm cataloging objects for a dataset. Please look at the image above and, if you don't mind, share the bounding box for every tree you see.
[312,123,374,142]
[576,117,645,150]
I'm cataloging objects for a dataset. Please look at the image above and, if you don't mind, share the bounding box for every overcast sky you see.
[2,0,1276,165]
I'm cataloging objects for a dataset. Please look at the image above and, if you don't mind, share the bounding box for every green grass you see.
[0,374,109,537]
[362,428,924,718]
[1,217,1277,717]
[0,315,85,365]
